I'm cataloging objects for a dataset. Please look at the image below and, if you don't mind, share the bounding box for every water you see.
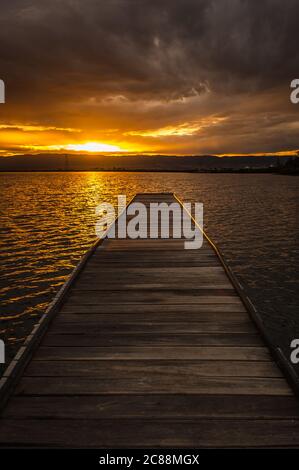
[0,172,298,376]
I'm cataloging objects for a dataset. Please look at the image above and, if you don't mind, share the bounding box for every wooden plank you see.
[87,258,221,265]
[104,241,206,251]
[42,333,262,347]
[24,360,282,378]
[91,252,219,261]
[105,245,211,252]
[87,252,222,267]
[4,395,298,420]
[75,272,233,283]
[14,376,292,396]
[59,304,247,314]
[33,346,271,361]
[73,284,235,291]
[75,270,232,288]
[64,292,240,305]
[51,318,257,333]
[76,266,226,274]
[93,250,217,258]
[77,267,229,280]
[1,419,299,447]
[95,248,214,254]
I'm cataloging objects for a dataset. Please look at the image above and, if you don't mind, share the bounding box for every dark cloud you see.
[1,0,299,99]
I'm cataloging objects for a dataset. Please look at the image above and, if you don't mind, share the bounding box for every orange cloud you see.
[127,118,227,138]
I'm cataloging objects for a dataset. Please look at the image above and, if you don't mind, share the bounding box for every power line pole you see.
[64,154,69,171]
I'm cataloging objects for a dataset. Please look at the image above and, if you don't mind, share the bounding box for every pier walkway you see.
[0,193,298,447]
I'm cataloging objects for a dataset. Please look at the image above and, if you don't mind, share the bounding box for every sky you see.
[0,0,299,157]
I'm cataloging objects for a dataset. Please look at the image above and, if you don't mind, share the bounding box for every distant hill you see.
[0,153,294,172]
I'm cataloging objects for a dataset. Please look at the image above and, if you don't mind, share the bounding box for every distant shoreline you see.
[0,168,298,175]
[1,154,297,174]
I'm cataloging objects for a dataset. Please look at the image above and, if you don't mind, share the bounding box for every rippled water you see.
[0,172,298,375]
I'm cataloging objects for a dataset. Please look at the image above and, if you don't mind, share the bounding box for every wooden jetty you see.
[0,192,299,447]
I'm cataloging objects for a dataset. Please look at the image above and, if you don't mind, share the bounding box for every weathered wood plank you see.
[104,241,205,251]
[4,395,298,420]
[87,251,222,267]
[78,269,225,278]
[51,318,256,333]
[24,360,282,378]
[74,279,235,292]
[14,376,292,396]
[59,304,247,314]
[93,250,218,258]
[75,269,232,289]
[1,419,299,447]
[42,333,262,347]
[65,292,240,305]
[86,260,222,267]
[77,266,229,281]
[74,283,234,290]
[91,253,220,261]
[33,346,271,361]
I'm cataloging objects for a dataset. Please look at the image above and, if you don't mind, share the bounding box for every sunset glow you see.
[65,142,125,153]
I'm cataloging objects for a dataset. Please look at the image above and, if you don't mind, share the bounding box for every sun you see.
[65,142,124,152]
